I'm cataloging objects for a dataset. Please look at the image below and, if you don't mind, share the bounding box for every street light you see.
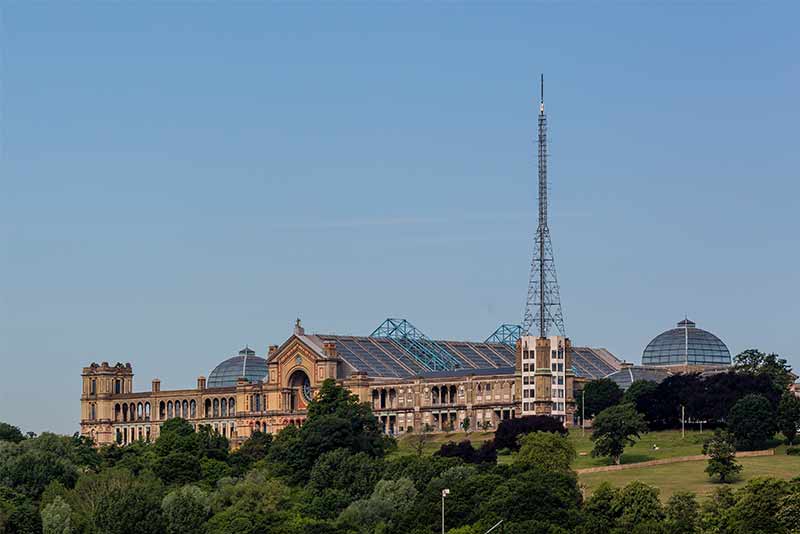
[441,488,450,534]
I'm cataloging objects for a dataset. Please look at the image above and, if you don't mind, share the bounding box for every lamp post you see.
[441,488,450,534]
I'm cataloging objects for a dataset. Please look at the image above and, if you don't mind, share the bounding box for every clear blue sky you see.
[1,3,798,434]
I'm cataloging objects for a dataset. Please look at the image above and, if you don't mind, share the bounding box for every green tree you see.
[664,491,698,534]
[516,432,576,474]
[461,416,471,435]
[702,429,742,483]
[338,478,418,534]
[228,431,272,475]
[42,496,72,534]
[622,380,659,415]
[590,404,647,465]
[0,422,25,443]
[93,474,165,534]
[309,448,383,500]
[610,481,664,531]
[161,485,210,534]
[778,392,800,444]
[729,477,789,534]
[734,349,793,391]
[727,393,777,450]
[579,482,619,533]
[582,379,623,419]
[776,492,800,534]
[154,451,202,485]
[698,485,736,533]
[0,487,41,534]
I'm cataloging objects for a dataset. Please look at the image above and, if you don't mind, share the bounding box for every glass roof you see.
[606,366,671,390]
[207,347,268,388]
[642,319,731,367]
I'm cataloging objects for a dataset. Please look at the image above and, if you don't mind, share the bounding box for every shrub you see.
[786,447,800,456]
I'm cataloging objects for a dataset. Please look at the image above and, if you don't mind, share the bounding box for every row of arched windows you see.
[203,397,236,418]
[114,402,151,422]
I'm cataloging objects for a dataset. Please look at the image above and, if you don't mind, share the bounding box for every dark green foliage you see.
[0,433,88,498]
[493,415,566,451]
[727,393,777,450]
[155,452,202,485]
[93,474,165,534]
[0,487,41,534]
[267,380,389,485]
[703,429,742,483]
[735,348,794,391]
[622,380,659,412]
[610,481,664,530]
[228,430,272,475]
[664,491,699,534]
[590,403,648,464]
[161,485,210,534]
[786,446,800,456]
[435,440,497,464]
[778,392,800,445]
[582,379,623,418]
[728,477,790,534]
[0,422,25,443]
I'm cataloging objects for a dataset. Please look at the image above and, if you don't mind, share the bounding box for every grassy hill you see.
[393,428,797,500]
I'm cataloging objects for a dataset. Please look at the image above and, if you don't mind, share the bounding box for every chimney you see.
[323,341,337,358]
[197,376,206,390]
[294,318,305,336]
[152,378,161,393]
[268,345,278,358]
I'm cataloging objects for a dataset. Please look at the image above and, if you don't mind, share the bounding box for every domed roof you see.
[642,319,730,367]
[207,346,268,388]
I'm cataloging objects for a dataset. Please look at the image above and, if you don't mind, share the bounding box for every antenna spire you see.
[540,74,544,104]
[523,74,565,338]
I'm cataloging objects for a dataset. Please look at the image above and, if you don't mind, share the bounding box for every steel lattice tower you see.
[523,75,566,338]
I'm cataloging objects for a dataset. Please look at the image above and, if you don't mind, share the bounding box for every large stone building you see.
[80,320,621,447]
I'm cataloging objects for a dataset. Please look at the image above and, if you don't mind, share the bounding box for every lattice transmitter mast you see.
[522,75,566,338]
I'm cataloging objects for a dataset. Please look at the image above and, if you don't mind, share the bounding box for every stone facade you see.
[81,328,583,447]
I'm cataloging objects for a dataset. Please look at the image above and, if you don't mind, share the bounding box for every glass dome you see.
[207,347,268,388]
[642,319,731,367]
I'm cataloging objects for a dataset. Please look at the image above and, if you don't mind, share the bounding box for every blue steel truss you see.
[485,324,522,348]
[370,318,461,372]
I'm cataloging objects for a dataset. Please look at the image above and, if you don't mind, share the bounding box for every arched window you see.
[213,398,219,418]
[182,400,188,419]
[90,403,96,420]
[115,380,121,394]
[114,403,121,422]
[167,401,173,419]
[145,402,151,421]
[450,385,457,404]
[431,386,439,405]
[229,397,235,415]
[90,379,97,395]
[204,399,212,418]
[122,403,128,422]
[137,403,143,420]
[190,400,196,418]
[221,398,228,417]
[159,401,166,420]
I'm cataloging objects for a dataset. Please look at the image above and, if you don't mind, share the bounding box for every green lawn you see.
[568,428,708,469]
[578,449,800,500]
